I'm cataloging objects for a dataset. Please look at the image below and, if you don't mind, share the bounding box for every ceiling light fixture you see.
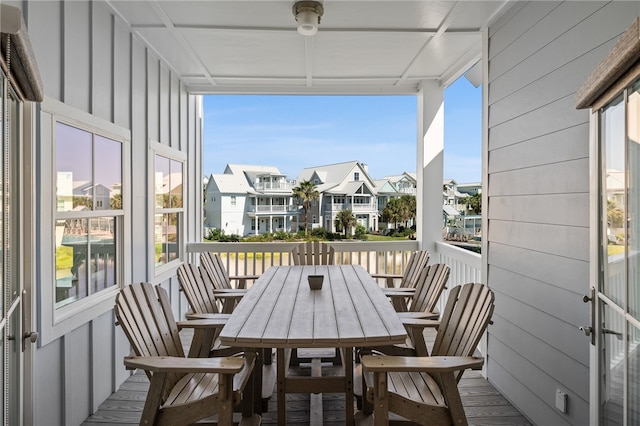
[292,1,324,36]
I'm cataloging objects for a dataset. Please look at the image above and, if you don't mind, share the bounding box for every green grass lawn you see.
[608,244,625,256]
[366,234,414,241]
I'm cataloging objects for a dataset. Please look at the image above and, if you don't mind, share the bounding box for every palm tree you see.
[382,197,405,230]
[335,209,357,238]
[293,180,319,235]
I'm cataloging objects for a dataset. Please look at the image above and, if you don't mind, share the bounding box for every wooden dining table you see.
[219,264,407,425]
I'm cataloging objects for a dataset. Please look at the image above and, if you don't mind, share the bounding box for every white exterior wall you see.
[485,2,637,425]
[224,194,247,236]
[24,1,204,424]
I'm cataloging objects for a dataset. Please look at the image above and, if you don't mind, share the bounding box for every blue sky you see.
[203,76,481,183]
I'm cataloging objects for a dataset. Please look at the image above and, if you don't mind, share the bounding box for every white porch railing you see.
[187,240,419,285]
[187,240,481,292]
[434,240,482,316]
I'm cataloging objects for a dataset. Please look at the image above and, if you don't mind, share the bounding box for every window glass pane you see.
[154,213,179,266]
[56,123,92,212]
[94,135,122,211]
[628,82,640,319]
[170,159,183,208]
[56,218,88,307]
[155,155,170,208]
[600,302,624,425]
[154,214,166,266]
[88,217,117,293]
[601,96,625,305]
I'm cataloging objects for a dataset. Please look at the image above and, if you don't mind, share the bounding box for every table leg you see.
[277,348,286,425]
[344,347,354,425]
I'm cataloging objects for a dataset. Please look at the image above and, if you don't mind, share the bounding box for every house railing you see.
[187,240,419,284]
[251,205,300,213]
[434,240,482,317]
[187,240,481,290]
[253,181,294,191]
[328,203,377,212]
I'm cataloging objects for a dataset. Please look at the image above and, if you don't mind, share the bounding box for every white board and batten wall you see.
[486,2,637,425]
[23,1,203,425]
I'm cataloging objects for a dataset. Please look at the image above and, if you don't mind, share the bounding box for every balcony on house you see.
[253,179,296,192]
[248,204,302,214]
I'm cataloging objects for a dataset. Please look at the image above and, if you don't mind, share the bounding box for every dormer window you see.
[354,172,360,181]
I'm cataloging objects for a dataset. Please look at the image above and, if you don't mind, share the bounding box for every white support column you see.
[416,80,445,254]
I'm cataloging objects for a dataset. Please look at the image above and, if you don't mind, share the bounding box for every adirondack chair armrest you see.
[215,292,246,300]
[382,287,416,292]
[361,355,484,373]
[370,273,403,288]
[185,312,233,320]
[124,355,245,374]
[397,311,439,320]
[229,274,260,281]
[400,318,440,329]
[177,318,228,329]
[383,288,416,295]
[213,288,248,293]
[370,273,402,279]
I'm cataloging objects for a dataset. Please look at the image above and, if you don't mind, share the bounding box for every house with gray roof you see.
[204,164,300,236]
[297,161,378,234]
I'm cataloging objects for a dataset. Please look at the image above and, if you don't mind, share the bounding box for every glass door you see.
[597,79,640,425]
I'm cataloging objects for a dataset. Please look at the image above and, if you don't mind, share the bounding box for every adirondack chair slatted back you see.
[432,283,495,380]
[291,241,335,265]
[400,250,430,289]
[200,252,232,290]
[115,282,185,398]
[177,263,220,314]
[410,263,450,314]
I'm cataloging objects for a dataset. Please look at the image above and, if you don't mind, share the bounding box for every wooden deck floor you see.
[82,352,531,426]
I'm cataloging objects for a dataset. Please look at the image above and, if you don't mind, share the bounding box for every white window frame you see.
[149,141,186,280]
[39,98,131,345]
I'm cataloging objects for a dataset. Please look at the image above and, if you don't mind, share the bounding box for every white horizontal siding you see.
[485,2,637,425]
[488,158,589,196]
[489,193,589,227]
[489,124,589,173]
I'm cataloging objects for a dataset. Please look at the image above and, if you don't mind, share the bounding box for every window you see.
[354,172,360,181]
[231,195,237,206]
[55,122,123,309]
[154,153,183,268]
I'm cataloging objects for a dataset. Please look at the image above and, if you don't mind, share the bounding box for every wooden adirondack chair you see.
[201,251,260,290]
[290,241,335,265]
[384,262,448,313]
[178,262,244,315]
[360,283,495,425]
[114,282,259,426]
[372,249,430,289]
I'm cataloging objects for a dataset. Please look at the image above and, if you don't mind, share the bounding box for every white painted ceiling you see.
[107,1,512,94]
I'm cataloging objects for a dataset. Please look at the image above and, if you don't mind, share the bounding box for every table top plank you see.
[351,265,408,342]
[226,266,285,344]
[219,265,407,348]
[263,266,306,344]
